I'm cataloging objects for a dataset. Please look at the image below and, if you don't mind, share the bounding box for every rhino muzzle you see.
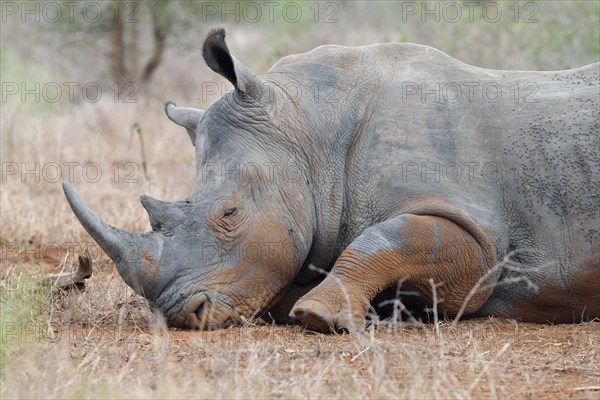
[165,293,236,330]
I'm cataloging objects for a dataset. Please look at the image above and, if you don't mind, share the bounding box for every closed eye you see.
[223,207,237,217]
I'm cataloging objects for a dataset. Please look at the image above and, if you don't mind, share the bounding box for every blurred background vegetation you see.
[2,0,599,109]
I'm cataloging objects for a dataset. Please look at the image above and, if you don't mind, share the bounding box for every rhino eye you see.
[223,207,237,217]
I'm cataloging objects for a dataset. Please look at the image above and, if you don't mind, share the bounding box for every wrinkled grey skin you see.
[64,29,599,330]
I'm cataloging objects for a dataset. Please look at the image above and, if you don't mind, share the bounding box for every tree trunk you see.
[110,0,127,87]
[141,6,168,84]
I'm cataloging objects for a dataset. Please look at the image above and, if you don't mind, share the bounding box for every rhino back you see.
[266,44,599,317]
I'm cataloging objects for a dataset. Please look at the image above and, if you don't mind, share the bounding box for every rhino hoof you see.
[290,300,338,333]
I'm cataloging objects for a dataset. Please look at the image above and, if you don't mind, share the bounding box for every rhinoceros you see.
[63,28,599,332]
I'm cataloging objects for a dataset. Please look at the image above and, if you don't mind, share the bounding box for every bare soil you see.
[2,259,599,399]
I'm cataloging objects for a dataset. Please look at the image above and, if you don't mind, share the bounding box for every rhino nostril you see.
[182,295,209,330]
[195,301,207,321]
[193,295,212,329]
[184,312,200,330]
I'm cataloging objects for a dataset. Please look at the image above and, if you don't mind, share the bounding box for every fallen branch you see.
[567,386,600,391]
[49,249,93,291]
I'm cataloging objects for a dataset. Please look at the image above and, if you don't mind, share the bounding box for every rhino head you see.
[64,29,315,329]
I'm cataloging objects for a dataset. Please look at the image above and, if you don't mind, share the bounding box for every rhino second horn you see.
[62,182,164,299]
[164,101,204,145]
[140,195,185,231]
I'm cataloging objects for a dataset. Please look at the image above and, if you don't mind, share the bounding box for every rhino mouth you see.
[158,288,249,330]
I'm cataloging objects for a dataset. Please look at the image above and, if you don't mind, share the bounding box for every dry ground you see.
[1,255,599,400]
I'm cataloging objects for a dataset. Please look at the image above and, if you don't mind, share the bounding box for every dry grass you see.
[1,258,599,399]
[1,97,198,245]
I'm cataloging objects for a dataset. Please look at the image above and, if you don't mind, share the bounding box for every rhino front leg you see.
[290,214,495,332]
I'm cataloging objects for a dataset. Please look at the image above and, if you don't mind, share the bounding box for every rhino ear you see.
[202,28,265,99]
[164,102,203,146]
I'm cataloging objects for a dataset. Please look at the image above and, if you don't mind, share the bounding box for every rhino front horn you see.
[62,182,164,299]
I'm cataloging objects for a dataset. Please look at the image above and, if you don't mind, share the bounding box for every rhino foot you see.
[290,298,366,333]
[291,299,336,332]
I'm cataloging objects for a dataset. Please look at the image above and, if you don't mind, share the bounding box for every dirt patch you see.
[13,320,600,399]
